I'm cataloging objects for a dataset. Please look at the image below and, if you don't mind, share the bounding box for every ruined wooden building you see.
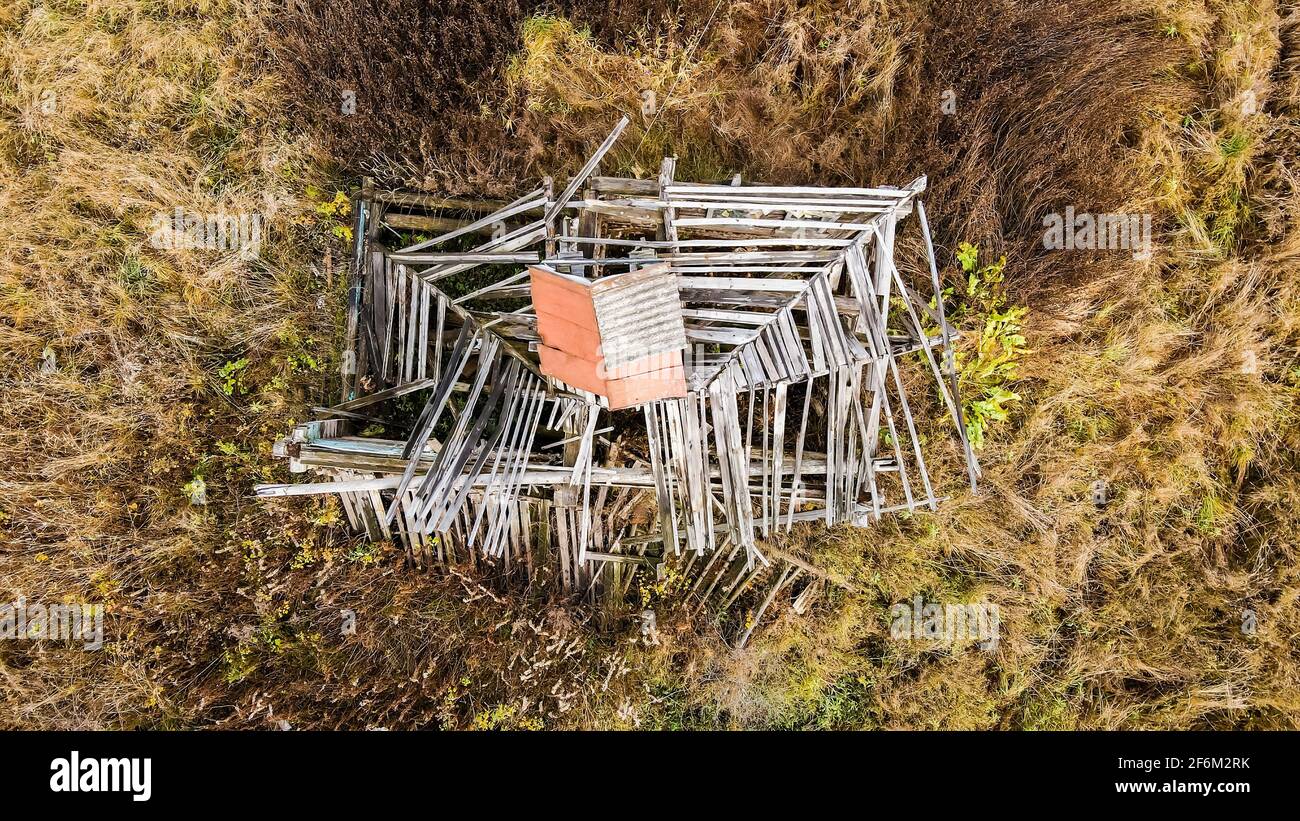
[257,118,978,642]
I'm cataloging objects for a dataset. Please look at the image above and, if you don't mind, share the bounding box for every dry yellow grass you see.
[0,0,1296,729]
[0,0,337,727]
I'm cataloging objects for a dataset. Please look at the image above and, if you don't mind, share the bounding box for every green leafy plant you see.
[346,541,387,565]
[959,241,1007,304]
[956,241,980,273]
[306,186,354,242]
[217,357,249,396]
[952,244,1028,449]
[276,327,324,374]
[215,440,240,456]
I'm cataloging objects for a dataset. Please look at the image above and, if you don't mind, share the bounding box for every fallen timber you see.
[261,118,980,646]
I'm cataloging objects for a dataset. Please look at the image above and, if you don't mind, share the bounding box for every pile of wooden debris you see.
[257,118,978,641]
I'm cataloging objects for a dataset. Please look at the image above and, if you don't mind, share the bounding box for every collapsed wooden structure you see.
[257,118,979,642]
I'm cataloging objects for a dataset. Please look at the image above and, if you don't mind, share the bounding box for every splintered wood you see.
[258,117,980,643]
